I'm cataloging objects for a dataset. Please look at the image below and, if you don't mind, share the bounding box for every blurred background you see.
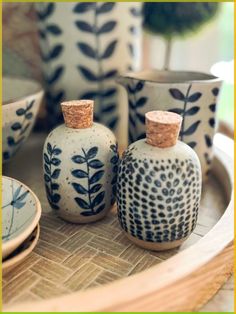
[3,2,234,128]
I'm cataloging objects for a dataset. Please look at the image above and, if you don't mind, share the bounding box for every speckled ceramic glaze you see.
[2,176,42,259]
[3,77,44,163]
[117,113,202,251]
[43,103,119,223]
[117,70,222,179]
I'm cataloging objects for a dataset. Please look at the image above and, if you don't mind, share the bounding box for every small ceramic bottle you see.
[117,111,202,251]
[43,100,119,223]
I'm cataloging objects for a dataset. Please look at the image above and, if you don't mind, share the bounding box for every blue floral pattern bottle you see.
[43,100,119,223]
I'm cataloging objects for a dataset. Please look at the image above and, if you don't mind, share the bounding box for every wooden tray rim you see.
[5,147,234,312]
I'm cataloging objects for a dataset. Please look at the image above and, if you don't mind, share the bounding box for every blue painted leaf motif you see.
[25,112,33,119]
[47,66,64,85]
[26,100,35,110]
[39,29,46,39]
[101,40,118,59]
[128,43,134,57]
[90,184,102,194]
[136,97,147,107]
[108,117,119,129]
[16,191,29,202]
[130,7,141,17]
[95,204,106,214]
[72,155,86,164]
[169,108,183,115]
[87,147,98,159]
[72,183,88,194]
[111,175,117,185]
[209,104,216,112]
[129,99,135,110]
[136,81,144,92]
[14,202,26,209]
[185,106,200,116]
[137,113,145,124]
[78,66,97,81]
[16,108,25,116]
[11,122,22,131]
[75,197,90,209]
[13,185,22,200]
[44,174,50,182]
[49,45,63,60]
[73,2,95,13]
[111,155,118,164]
[89,159,104,169]
[169,89,185,101]
[212,87,219,96]
[37,3,55,20]
[44,164,50,174]
[47,143,53,155]
[92,191,105,208]
[46,24,62,35]
[89,170,105,184]
[77,42,96,59]
[51,169,61,179]
[101,88,117,97]
[96,2,115,14]
[75,21,93,33]
[53,148,62,156]
[72,169,88,178]
[182,120,201,136]
[52,194,61,203]
[187,142,197,149]
[205,134,213,147]
[3,151,10,160]
[209,118,215,128]
[101,103,116,113]
[98,21,117,34]
[102,69,117,80]
[80,91,99,99]
[51,158,61,166]
[51,183,59,190]
[187,92,202,102]
[128,85,135,94]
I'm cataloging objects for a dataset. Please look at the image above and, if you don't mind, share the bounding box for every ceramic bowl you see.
[2,224,40,275]
[2,76,44,163]
[2,176,42,259]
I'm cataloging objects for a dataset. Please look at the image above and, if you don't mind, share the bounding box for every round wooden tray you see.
[3,134,234,312]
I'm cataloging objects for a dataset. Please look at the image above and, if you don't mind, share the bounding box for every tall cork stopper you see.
[145,111,182,148]
[61,100,93,129]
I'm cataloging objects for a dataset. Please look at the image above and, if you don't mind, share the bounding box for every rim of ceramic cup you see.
[2,76,44,106]
[2,176,42,258]
[118,70,222,84]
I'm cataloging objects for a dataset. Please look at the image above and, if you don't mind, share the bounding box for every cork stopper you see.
[61,100,93,129]
[145,111,182,148]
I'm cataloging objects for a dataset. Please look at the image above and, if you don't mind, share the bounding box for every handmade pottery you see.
[117,70,223,179]
[2,224,40,275]
[117,111,202,251]
[2,176,42,259]
[35,2,142,143]
[2,77,44,163]
[43,100,119,223]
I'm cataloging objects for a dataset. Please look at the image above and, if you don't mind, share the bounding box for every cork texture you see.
[146,111,182,148]
[61,100,94,129]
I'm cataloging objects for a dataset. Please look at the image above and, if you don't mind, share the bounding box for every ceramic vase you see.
[35,2,142,144]
[117,70,222,179]
[117,111,202,251]
[43,100,119,223]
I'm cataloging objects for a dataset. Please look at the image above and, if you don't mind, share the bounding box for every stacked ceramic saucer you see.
[2,176,41,275]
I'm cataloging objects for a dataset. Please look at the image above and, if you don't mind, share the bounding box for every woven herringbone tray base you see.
[2,134,228,307]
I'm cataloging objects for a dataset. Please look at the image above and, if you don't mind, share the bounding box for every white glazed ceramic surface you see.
[117,139,202,250]
[43,122,119,223]
[117,70,223,178]
[35,2,142,145]
[2,77,44,163]
[2,176,42,259]
[2,224,40,275]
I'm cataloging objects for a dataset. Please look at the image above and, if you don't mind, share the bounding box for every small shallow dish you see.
[2,176,41,259]
[2,77,44,163]
[2,224,40,275]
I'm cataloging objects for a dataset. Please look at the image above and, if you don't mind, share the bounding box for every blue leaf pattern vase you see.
[35,2,142,145]
[117,70,222,179]
[43,100,119,223]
